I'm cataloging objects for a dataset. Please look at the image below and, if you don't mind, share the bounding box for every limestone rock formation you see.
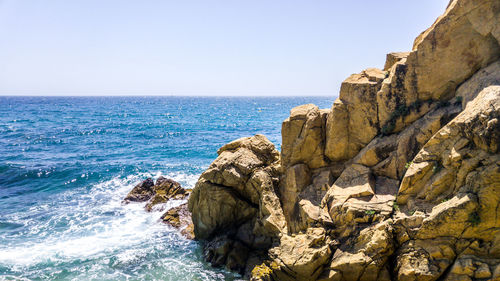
[187,0,500,279]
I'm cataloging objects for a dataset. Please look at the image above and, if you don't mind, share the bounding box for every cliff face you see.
[188,0,500,280]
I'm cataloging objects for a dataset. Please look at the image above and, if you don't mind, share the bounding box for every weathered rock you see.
[262,228,332,281]
[189,179,258,240]
[161,203,194,239]
[323,164,397,238]
[398,86,500,207]
[321,221,394,281]
[456,60,500,108]
[123,176,190,212]
[186,1,500,280]
[395,237,457,281]
[406,0,500,101]
[202,134,280,205]
[291,168,337,232]
[280,163,311,232]
[281,104,329,169]
[188,134,284,241]
[354,103,461,180]
[383,52,410,71]
[394,86,500,280]
[325,68,386,162]
[145,177,189,211]
[123,178,155,202]
[203,235,250,273]
[254,181,287,240]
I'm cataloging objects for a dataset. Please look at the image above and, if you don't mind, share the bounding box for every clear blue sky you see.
[0,0,448,96]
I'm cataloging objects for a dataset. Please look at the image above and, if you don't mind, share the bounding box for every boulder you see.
[188,134,284,241]
[281,104,329,169]
[161,203,194,239]
[123,178,155,202]
[123,176,190,211]
[325,68,386,162]
[320,221,394,281]
[203,235,250,273]
[262,228,333,281]
[145,177,189,211]
[383,52,410,71]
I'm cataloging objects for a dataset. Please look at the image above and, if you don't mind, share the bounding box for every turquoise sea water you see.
[0,96,334,281]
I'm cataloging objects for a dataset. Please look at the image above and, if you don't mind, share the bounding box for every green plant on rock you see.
[393,201,400,212]
[381,121,396,136]
[437,100,451,108]
[405,161,413,169]
[433,161,443,174]
[408,99,422,111]
[467,211,481,226]
[394,104,409,117]
[365,210,376,215]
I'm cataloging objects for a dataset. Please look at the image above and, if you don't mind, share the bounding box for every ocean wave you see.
[0,171,239,281]
[0,172,241,280]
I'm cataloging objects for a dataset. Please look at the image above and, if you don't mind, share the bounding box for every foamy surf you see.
[0,172,237,280]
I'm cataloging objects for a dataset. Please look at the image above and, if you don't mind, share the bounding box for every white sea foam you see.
[0,172,193,267]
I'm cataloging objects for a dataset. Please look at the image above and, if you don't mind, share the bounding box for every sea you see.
[0,96,334,281]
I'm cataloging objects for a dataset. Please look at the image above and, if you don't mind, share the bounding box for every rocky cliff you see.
[188,0,500,280]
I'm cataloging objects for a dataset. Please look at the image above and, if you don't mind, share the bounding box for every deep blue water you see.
[0,96,334,281]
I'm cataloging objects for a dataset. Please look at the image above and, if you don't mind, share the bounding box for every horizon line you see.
[0,94,338,98]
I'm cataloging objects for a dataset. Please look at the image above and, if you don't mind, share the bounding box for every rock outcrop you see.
[124,176,190,211]
[187,134,286,273]
[187,0,500,280]
[124,176,195,239]
[161,203,195,239]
